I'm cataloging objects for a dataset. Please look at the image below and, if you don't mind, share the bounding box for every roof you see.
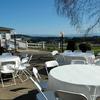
[0,27,14,31]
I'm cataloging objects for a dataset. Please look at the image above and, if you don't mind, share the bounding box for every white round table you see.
[48,64,100,100]
[62,52,95,64]
[0,55,20,69]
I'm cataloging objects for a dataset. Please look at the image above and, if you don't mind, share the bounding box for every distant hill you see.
[12,34,100,43]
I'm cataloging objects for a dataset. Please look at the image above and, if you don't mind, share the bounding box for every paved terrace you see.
[0,50,53,100]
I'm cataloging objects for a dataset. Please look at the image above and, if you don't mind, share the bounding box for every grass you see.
[92,46,100,55]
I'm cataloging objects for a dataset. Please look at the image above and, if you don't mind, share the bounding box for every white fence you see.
[27,42,67,50]
[28,42,45,49]
[18,41,28,49]
[8,40,28,49]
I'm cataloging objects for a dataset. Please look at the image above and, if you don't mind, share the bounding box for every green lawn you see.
[92,46,100,55]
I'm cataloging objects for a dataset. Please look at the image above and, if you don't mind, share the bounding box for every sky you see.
[0,0,99,37]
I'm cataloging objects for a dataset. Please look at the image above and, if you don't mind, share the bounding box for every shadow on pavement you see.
[13,89,38,100]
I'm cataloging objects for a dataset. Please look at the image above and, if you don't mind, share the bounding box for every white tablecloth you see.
[0,55,20,69]
[48,64,100,100]
[62,52,95,64]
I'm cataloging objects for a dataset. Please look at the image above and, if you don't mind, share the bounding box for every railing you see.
[28,42,45,49]
[27,42,67,51]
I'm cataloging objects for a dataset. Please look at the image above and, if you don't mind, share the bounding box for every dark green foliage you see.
[66,40,78,52]
[79,42,91,52]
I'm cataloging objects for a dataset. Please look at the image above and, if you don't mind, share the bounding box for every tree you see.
[55,0,100,34]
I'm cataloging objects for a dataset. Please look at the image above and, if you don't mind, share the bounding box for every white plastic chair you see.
[71,60,87,64]
[63,50,72,55]
[21,57,29,66]
[54,54,66,65]
[97,52,100,56]
[21,54,32,67]
[51,50,59,56]
[0,63,16,87]
[55,90,88,100]
[74,50,82,53]
[51,50,65,65]
[2,53,12,56]
[86,50,94,54]
[45,60,59,75]
[64,56,87,65]
[94,59,100,66]
[20,53,28,59]
[29,76,56,100]
[15,63,31,82]
[32,67,41,82]
[32,67,48,89]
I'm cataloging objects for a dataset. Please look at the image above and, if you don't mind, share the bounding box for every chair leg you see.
[22,70,29,81]
[12,73,16,85]
[24,69,32,76]
[0,73,4,87]
[17,70,29,82]
[45,67,49,76]
[0,73,16,87]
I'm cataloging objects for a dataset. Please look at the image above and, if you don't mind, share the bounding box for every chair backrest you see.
[32,67,41,82]
[97,52,100,56]
[1,63,15,71]
[20,53,28,58]
[63,50,72,54]
[21,57,29,64]
[29,76,48,100]
[54,54,65,65]
[2,53,12,56]
[28,54,33,63]
[45,60,59,68]
[55,90,88,100]
[45,60,59,75]
[51,50,59,56]
[74,50,82,53]
[64,55,87,65]
[96,96,100,100]
[71,60,87,64]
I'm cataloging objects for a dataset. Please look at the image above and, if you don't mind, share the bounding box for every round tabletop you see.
[49,64,100,86]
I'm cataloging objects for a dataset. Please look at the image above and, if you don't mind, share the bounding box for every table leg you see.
[90,86,97,100]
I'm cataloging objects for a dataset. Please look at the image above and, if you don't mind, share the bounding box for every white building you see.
[0,27,15,49]
[0,27,28,50]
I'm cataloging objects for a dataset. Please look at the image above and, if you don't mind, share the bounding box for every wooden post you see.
[42,41,45,49]
[13,33,16,52]
[60,32,64,52]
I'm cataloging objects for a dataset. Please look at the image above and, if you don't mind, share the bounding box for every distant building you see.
[0,27,14,48]
[0,27,28,50]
